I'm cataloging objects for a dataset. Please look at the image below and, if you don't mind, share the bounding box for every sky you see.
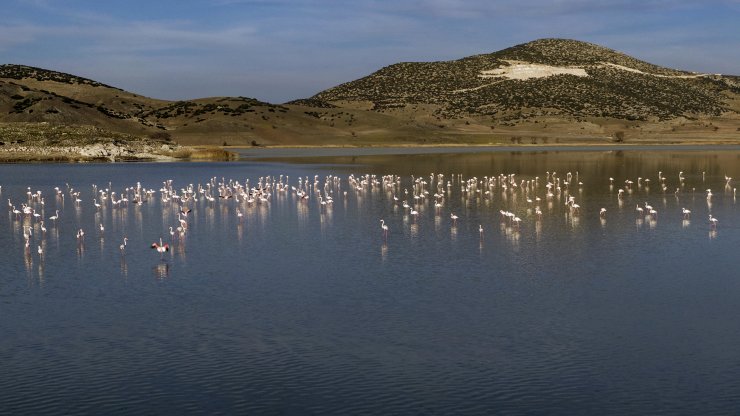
[2,0,739,103]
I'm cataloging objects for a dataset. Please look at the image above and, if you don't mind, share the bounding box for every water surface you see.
[1,149,739,415]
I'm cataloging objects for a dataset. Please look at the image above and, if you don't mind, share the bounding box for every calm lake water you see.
[2,148,740,415]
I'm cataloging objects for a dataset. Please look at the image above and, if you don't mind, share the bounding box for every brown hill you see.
[2,39,739,147]
[312,38,740,120]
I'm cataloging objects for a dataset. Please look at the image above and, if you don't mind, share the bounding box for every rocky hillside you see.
[0,64,316,145]
[0,65,287,130]
[312,38,740,121]
[1,39,739,149]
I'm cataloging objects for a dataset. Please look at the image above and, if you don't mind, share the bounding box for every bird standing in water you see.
[151,237,169,258]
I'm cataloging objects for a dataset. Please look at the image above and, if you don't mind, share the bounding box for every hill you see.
[1,39,739,150]
[312,38,740,121]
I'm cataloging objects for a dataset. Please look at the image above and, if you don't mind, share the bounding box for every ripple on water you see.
[1,154,740,414]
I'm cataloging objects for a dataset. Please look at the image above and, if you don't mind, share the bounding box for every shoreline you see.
[233,140,740,155]
[1,140,739,163]
[240,141,740,149]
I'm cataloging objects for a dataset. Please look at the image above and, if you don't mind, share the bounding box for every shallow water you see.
[1,149,739,415]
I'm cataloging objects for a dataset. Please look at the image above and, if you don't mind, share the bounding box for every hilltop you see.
[1,39,739,153]
[312,38,740,121]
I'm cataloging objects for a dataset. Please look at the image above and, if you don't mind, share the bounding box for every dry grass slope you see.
[1,39,738,150]
[313,39,740,121]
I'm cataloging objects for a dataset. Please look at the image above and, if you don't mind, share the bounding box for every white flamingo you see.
[410,209,418,221]
[513,216,522,228]
[380,219,389,240]
[178,214,188,230]
[709,215,719,228]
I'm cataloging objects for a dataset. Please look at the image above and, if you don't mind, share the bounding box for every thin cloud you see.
[373,0,730,18]
[87,22,259,53]
[0,24,44,50]
[4,21,258,55]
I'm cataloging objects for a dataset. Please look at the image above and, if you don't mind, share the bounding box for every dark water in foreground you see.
[1,149,740,415]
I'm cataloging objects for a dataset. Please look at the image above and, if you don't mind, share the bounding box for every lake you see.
[1,148,739,415]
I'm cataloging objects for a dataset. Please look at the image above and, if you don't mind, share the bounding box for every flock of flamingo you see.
[377,170,732,239]
[3,168,735,271]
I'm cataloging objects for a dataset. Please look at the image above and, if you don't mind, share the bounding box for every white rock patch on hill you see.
[479,60,707,81]
[480,62,588,80]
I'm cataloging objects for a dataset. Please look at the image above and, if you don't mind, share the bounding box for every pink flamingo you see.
[151,237,170,257]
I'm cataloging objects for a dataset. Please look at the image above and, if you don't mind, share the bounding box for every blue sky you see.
[2,0,738,103]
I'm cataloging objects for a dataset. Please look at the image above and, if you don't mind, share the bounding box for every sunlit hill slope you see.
[1,38,738,147]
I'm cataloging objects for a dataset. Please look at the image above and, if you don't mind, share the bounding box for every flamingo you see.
[151,238,169,256]
[120,237,128,253]
[682,208,691,219]
[599,208,607,218]
[410,209,418,221]
[49,210,59,223]
[709,215,719,228]
[380,219,389,239]
[178,214,188,230]
[450,213,458,226]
